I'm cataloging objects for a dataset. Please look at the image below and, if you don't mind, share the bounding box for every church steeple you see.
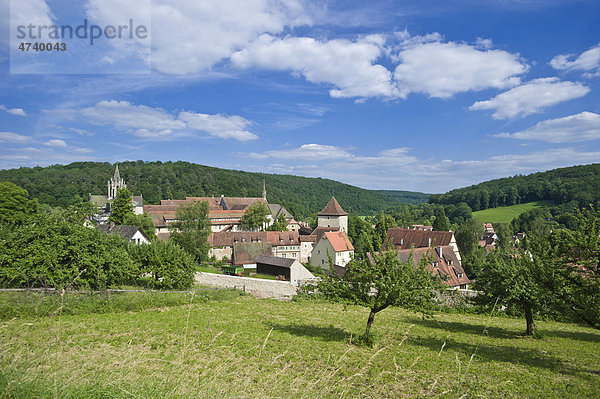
[262,179,267,201]
[108,163,126,200]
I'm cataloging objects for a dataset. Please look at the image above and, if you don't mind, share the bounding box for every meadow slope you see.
[1,291,599,398]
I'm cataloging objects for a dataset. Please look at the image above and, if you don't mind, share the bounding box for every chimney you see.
[428,237,432,247]
[436,245,442,258]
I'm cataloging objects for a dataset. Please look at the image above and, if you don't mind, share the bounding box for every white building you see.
[310,231,354,270]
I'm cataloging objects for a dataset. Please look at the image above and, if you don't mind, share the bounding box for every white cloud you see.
[149,0,310,74]
[393,40,528,98]
[0,132,31,143]
[469,78,590,119]
[44,139,68,147]
[248,143,352,160]
[550,43,600,77]
[494,112,600,143]
[231,34,398,98]
[78,100,185,132]
[0,105,27,116]
[51,100,258,141]
[178,112,257,141]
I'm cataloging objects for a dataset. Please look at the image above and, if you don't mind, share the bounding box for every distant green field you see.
[473,201,554,224]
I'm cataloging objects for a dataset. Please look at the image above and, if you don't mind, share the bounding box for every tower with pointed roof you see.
[317,197,348,233]
[107,163,126,201]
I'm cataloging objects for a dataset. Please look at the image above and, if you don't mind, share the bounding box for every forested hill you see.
[0,161,425,218]
[373,190,430,204]
[429,164,600,211]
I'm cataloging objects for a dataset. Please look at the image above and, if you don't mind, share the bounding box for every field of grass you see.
[1,290,599,398]
[473,201,554,224]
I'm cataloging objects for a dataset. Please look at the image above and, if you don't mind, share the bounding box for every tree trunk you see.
[524,304,535,335]
[365,309,376,337]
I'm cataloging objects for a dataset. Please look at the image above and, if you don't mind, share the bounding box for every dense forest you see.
[0,161,425,219]
[429,164,600,211]
[373,190,430,204]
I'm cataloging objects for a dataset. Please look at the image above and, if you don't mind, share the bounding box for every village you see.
[91,164,475,295]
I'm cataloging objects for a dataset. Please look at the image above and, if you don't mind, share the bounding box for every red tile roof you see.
[209,231,300,247]
[318,197,348,216]
[324,231,354,252]
[385,228,454,250]
[368,246,470,288]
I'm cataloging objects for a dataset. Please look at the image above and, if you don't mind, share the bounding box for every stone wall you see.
[195,272,298,299]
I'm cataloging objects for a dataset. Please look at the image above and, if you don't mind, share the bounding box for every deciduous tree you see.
[318,251,439,342]
[240,202,270,231]
[0,181,38,224]
[109,187,133,224]
[169,200,211,262]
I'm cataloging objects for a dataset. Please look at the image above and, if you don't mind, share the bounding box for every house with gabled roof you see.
[367,245,470,290]
[310,231,354,270]
[97,222,151,245]
[208,230,301,263]
[385,228,462,264]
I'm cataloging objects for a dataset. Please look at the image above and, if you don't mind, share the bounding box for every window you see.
[321,259,324,265]
[318,249,320,254]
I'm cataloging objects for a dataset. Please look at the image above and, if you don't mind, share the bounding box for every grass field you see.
[473,201,554,224]
[1,290,599,398]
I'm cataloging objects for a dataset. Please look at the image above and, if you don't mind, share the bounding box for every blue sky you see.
[1,0,599,193]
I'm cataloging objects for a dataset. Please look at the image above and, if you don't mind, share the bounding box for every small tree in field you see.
[475,244,553,335]
[240,202,270,231]
[318,250,440,342]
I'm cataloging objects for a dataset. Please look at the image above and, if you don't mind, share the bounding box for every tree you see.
[123,213,156,238]
[475,248,550,335]
[240,202,270,230]
[0,215,136,289]
[318,251,440,342]
[268,214,288,231]
[169,200,211,262]
[545,208,600,329]
[0,182,38,224]
[455,218,483,258]
[374,214,397,250]
[495,223,513,250]
[109,187,133,224]
[432,207,450,231]
[128,240,196,289]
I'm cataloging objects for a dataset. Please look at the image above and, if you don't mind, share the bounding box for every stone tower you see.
[107,163,126,200]
[317,197,348,233]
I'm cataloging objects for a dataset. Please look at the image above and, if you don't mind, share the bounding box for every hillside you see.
[374,189,430,204]
[429,163,600,211]
[472,201,555,224]
[0,161,421,218]
[1,291,598,398]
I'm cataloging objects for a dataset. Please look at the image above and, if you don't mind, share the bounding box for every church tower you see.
[107,163,126,200]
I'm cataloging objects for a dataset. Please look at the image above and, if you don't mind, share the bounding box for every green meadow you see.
[1,289,599,398]
[473,201,554,224]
